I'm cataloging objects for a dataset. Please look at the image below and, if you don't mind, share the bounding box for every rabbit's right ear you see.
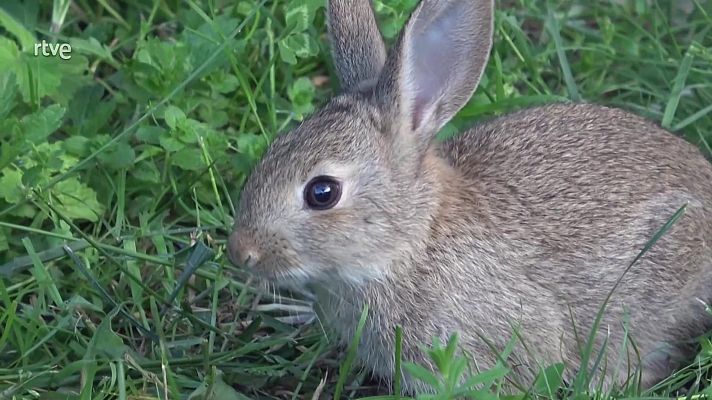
[327,0,387,91]
[375,0,494,155]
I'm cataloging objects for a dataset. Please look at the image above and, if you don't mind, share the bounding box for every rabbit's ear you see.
[376,0,494,147]
[327,0,387,91]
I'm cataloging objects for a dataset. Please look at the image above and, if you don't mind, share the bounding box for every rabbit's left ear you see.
[327,0,387,91]
[376,0,494,149]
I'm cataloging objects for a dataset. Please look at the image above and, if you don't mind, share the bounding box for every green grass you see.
[1,0,711,398]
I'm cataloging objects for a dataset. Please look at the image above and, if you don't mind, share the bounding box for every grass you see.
[0,0,711,398]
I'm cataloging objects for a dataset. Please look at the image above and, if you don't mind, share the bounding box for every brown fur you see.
[228,0,712,393]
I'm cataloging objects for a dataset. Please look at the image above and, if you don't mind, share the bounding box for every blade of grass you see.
[292,341,327,400]
[334,304,369,399]
[165,241,215,305]
[546,5,581,101]
[63,244,157,342]
[395,325,403,398]
[21,237,63,306]
[94,0,130,29]
[672,102,712,132]
[50,0,72,34]
[662,46,694,129]
[573,204,688,393]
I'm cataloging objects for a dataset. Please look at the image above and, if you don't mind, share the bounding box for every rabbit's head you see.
[228,0,494,286]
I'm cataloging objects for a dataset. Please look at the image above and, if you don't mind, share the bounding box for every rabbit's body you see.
[308,102,712,392]
[228,0,712,393]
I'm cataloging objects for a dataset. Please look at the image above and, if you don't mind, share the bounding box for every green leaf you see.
[0,7,36,51]
[497,395,526,400]
[287,77,315,115]
[0,228,8,253]
[183,15,238,77]
[21,165,44,188]
[131,161,160,183]
[86,311,129,361]
[167,241,215,304]
[209,71,240,94]
[0,126,24,171]
[443,332,460,370]
[374,0,417,39]
[20,104,65,143]
[436,122,460,141]
[231,153,259,176]
[235,2,254,16]
[66,84,115,136]
[278,40,297,65]
[235,133,267,158]
[289,33,318,58]
[0,71,17,119]
[163,105,186,129]
[0,36,21,69]
[130,37,194,98]
[404,362,440,389]
[177,119,203,144]
[136,125,165,144]
[63,135,91,157]
[532,363,565,395]
[66,294,103,313]
[20,53,89,104]
[68,37,115,63]
[53,177,106,222]
[427,335,451,376]
[0,169,24,203]
[188,369,253,400]
[284,0,323,33]
[160,135,185,152]
[446,357,468,388]
[462,364,509,387]
[173,147,204,171]
[205,129,228,155]
[456,388,500,400]
[278,32,319,64]
[98,141,136,170]
[285,3,309,33]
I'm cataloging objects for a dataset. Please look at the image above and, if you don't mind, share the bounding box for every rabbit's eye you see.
[304,176,341,210]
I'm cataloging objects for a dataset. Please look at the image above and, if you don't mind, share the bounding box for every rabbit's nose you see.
[227,230,260,269]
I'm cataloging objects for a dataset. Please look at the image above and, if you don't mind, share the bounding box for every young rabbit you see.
[228,0,712,393]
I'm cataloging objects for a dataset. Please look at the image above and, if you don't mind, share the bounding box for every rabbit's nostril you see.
[227,230,261,268]
[242,252,258,268]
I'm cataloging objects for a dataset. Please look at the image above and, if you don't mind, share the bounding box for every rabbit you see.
[227,0,712,394]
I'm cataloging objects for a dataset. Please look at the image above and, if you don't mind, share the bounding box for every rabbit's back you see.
[443,103,712,253]
[446,103,712,203]
[439,102,712,384]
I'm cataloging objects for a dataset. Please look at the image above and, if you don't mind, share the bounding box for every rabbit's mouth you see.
[227,229,309,282]
[257,261,313,287]
[231,249,315,289]
[247,256,380,291]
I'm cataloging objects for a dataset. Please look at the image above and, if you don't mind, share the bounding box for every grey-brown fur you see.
[228,0,712,393]
[327,0,386,90]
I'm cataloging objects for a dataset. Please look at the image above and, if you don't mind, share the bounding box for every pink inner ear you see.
[411,100,425,131]
[408,39,447,131]
[406,2,471,132]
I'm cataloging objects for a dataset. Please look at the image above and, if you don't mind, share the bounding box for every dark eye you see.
[304,176,342,210]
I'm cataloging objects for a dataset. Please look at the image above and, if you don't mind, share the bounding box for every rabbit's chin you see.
[277,265,386,291]
[252,256,390,295]
[313,263,389,288]
[252,264,313,288]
